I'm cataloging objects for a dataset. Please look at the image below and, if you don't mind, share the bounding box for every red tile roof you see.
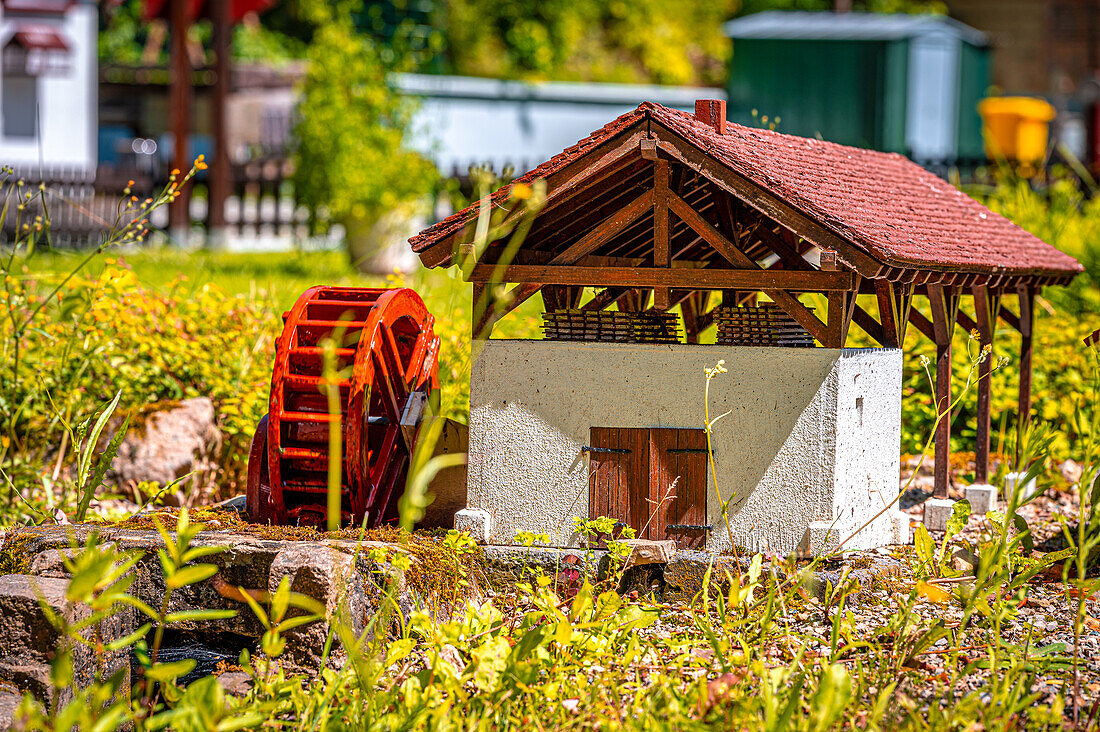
[410,102,1082,282]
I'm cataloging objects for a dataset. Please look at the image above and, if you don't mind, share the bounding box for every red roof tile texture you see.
[410,102,1082,280]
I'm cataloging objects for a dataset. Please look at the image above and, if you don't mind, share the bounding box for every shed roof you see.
[723,11,987,46]
[410,102,1081,286]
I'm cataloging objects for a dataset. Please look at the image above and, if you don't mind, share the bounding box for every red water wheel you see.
[246,286,440,527]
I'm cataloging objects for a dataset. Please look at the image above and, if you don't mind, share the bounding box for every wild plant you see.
[0,162,200,524]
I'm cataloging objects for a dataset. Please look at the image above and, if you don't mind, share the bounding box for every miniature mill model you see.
[246,286,440,527]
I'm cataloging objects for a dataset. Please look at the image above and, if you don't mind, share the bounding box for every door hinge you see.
[583,446,632,454]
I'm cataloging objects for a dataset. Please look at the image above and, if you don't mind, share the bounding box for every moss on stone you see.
[0,532,35,575]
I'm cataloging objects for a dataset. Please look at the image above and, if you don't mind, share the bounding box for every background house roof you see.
[411,102,1081,284]
[723,11,988,46]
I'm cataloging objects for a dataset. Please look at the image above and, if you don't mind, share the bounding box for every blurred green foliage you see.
[440,0,737,85]
[292,5,438,232]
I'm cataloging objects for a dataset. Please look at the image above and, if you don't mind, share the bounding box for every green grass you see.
[31,246,543,337]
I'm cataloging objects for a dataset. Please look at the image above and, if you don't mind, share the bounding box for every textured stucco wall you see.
[468,341,905,554]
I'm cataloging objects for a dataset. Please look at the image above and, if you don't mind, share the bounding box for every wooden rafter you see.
[473,185,657,337]
[419,127,648,268]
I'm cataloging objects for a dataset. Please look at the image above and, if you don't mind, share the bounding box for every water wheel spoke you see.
[371,349,404,423]
[366,425,401,509]
[380,323,414,395]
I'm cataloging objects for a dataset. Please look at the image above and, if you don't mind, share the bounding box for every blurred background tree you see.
[291,0,438,271]
[438,0,737,85]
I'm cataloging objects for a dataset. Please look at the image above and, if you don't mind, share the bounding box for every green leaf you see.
[271,575,291,624]
[945,500,972,541]
[164,609,237,624]
[914,524,935,567]
[144,659,196,682]
[106,622,152,651]
[385,638,416,667]
[1013,512,1034,554]
[75,390,125,522]
[165,563,218,589]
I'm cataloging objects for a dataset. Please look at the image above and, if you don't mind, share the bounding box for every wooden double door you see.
[588,427,709,548]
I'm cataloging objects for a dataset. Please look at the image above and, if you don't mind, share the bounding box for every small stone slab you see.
[922,498,957,532]
[964,484,998,515]
[620,539,677,569]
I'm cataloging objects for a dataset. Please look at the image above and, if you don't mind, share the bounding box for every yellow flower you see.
[194,154,208,171]
[511,182,532,200]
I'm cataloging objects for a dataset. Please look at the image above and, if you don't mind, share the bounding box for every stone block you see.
[0,574,132,704]
[964,484,998,515]
[454,508,492,544]
[798,522,844,557]
[1005,471,1041,501]
[267,545,370,668]
[922,498,956,532]
[216,671,252,697]
[620,539,677,569]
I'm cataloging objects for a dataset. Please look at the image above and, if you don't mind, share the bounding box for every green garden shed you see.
[724,11,991,170]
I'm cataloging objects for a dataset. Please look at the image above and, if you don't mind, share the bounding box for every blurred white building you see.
[0,0,96,173]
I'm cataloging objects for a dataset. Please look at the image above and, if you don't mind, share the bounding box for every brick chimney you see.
[694,99,727,134]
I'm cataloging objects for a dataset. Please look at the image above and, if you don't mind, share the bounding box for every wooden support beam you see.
[467,264,854,291]
[909,308,935,342]
[956,309,979,335]
[850,302,887,347]
[972,285,998,483]
[875,280,901,348]
[653,160,671,310]
[751,222,809,270]
[207,0,230,244]
[997,303,1021,332]
[168,0,192,237]
[929,285,960,498]
[471,283,491,340]
[1018,287,1034,428]
[826,283,859,349]
[582,287,630,311]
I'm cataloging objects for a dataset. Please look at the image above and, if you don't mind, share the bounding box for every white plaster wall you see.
[0,1,97,171]
[468,341,905,555]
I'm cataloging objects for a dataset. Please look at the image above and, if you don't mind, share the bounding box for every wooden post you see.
[972,285,998,483]
[1017,286,1035,427]
[929,285,958,498]
[207,0,231,249]
[472,283,492,340]
[168,0,192,242]
[825,291,848,348]
[652,160,670,310]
